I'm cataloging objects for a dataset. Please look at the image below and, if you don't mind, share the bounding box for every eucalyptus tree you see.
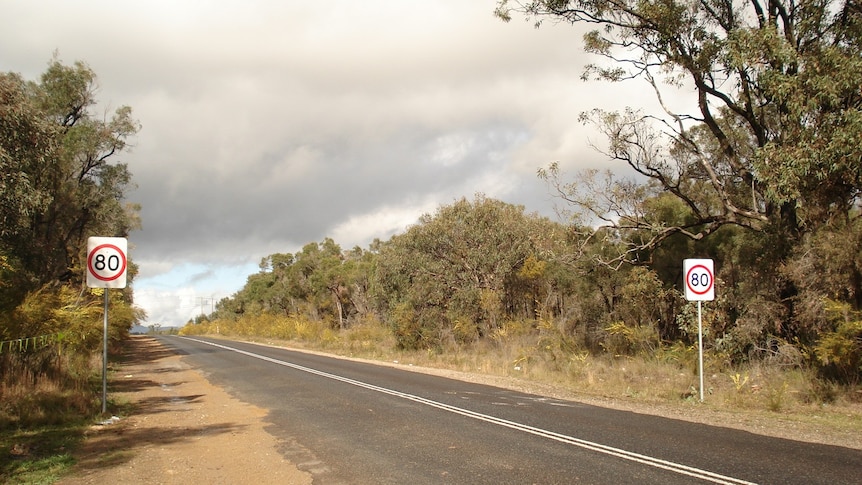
[230,240,374,328]
[375,196,543,348]
[497,1,862,364]
[497,0,862,261]
[1,59,141,407]
[1,59,139,303]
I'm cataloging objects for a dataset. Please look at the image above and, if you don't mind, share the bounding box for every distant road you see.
[156,336,861,484]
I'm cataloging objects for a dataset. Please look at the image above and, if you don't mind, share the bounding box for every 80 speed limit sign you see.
[684,258,714,301]
[87,237,127,288]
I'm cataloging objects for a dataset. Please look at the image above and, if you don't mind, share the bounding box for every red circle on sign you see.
[88,244,127,281]
[685,264,713,295]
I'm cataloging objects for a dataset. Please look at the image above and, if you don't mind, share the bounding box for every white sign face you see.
[684,258,714,301]
[87,237,128,288]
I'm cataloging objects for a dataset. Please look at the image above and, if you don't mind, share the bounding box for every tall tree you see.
[375,196,542,348]
[497,0,862,262]
[0,58,140,320]
[228,239,373,328]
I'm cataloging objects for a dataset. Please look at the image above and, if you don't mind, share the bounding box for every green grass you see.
[0,424,85,484]
[0,351,125,484]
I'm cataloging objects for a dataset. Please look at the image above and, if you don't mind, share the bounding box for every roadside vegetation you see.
[1,58,141,483]
[183,0,862,426]
[181,198,862,421]
[3,0,862,481]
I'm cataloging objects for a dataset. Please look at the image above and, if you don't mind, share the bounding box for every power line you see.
[197,297,217,315]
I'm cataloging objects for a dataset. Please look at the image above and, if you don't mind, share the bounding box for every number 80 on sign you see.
[87,237,127,289]
[684,259,714,301]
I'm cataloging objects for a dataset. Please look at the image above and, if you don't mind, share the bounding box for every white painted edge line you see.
[182,337,758,485]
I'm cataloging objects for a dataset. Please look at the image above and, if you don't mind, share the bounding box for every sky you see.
[0,1,676,327]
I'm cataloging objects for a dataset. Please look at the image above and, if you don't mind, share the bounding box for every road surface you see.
[156,336,861,484]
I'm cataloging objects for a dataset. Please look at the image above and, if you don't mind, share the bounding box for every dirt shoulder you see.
[58,336,312,485]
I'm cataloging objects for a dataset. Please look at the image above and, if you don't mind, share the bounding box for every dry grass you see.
[0,351,101,430]
[0,350,101,484]
[400,337,860,411]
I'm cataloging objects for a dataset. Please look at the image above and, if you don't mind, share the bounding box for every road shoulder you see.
[58,336,312,485]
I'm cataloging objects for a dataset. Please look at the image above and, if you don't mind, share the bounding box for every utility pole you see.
[197,296,216,317]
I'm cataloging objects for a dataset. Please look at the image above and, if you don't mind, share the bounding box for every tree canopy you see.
[497,0,862,260]
[493,0,862,375]
[0,58,141,340]
[190,1,862,385]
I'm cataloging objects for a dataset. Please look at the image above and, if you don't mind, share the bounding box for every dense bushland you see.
[186,0,862,408]
[0,59,142,428]
[190,0,862,411]
[185,194,862,409]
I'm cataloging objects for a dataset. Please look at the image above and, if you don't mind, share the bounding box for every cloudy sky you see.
[1,1,670,326]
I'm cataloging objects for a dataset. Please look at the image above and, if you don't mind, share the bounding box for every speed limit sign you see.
[684,259,714,301]
[87,237,128,288]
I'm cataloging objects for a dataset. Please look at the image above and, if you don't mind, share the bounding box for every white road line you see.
[183,337,758,485]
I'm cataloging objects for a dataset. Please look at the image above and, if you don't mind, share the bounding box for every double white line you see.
[184,338,757,485]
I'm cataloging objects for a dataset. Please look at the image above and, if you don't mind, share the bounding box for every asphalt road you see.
[155,336,861,484]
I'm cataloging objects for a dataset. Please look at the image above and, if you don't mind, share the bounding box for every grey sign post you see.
[86,237,128,414]
[683,259,715,402]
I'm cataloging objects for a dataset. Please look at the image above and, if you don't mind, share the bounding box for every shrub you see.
[601,321,660,356]
[814,304,862,384]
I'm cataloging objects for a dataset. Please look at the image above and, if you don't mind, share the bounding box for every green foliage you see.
[0,424,83,484]
[504,1,861,245]
[374,195,549,348]
[0,73,56,243]
[0,282,137,430]
[171,0,862,413]
[1,280,136,348]
[0,58,142,431]
[1,58,140,313]
[218,239,375,329]
[813,301,862,384]
[781,217,862,345]
[388,302,429,350]
[754,35,862,220]
[495,1,862,385]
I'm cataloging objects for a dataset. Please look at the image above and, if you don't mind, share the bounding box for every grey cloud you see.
[130,117,532,265]
[3,1,662,320]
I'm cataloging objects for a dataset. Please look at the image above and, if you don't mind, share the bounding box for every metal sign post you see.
[102,290,109,413]
[697,300,703,402]
[683,259,715,402]
[87,237,128,414]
